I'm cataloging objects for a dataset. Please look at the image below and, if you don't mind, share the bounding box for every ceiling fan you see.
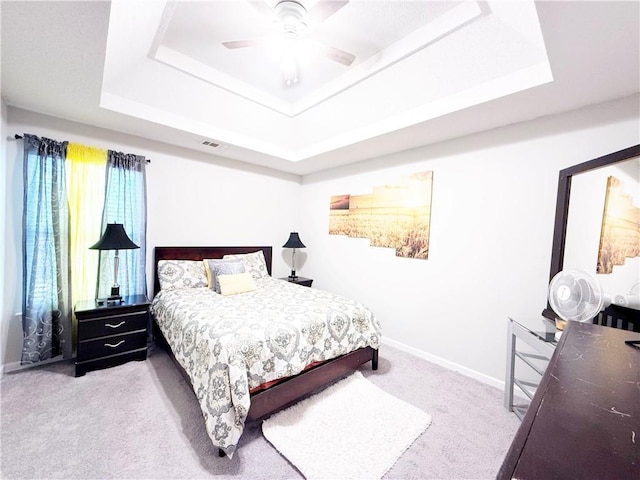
[222,1,356,85]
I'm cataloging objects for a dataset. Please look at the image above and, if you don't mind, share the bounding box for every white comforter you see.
[150,277,381,457]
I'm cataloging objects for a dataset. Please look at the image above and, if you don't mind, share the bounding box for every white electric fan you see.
[548,269,608,325]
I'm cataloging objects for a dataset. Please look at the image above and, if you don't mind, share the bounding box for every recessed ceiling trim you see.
[100,0,557,166]
[147,0,177,63]
[154,44,291,115]
[295,60,555,161]
[99,90,294,160]
[288,0,485,116]
[150,0,484,118]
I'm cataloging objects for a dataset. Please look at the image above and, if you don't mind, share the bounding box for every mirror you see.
[543,144,640,320]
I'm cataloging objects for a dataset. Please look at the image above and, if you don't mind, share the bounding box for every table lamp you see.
[90,223,139,304]
[283,232,306,280]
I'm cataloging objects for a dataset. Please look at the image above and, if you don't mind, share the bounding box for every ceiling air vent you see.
[202,140,220,148]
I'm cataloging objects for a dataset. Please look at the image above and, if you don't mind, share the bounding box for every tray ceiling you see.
[2,1,639,175]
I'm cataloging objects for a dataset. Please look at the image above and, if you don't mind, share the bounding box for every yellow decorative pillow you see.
[217,272,257,296]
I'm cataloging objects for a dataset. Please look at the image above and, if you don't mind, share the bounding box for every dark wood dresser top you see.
[498,320,640,479]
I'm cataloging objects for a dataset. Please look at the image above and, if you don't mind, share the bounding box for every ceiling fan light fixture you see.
[279,35,303,86]
[283,71,298,86]
[282,59,299,85]
[274,1,307,28]
[223,0,354,86]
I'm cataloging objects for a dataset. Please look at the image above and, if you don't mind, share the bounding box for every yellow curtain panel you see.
[66,143,107,304]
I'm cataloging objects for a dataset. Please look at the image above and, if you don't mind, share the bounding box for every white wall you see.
[2,107,301,370]
[3,96,638,384]
[297,95,640,386]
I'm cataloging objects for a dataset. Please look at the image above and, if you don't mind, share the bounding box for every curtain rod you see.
[13,134,151,163]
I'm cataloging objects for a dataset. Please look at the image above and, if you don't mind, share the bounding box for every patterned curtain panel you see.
[21,134,72,364]
[96,151,147,299]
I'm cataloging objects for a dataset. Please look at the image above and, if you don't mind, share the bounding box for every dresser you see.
[74,294,150,377]
[498,321,640,479]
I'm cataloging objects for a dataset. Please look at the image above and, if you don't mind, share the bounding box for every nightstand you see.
[280,276,313,287]
[74,294,150,377]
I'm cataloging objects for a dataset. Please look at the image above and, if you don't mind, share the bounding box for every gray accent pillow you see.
[223,250,269,280]
[203,259,246,293]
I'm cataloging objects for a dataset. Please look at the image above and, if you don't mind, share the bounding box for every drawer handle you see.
[105,321,126,329]
[105,340,125,348]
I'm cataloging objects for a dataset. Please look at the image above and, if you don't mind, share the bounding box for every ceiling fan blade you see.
[248,1,278,19]
[307,1,349,23]
[222,39,263,49]
[318,43,355,66]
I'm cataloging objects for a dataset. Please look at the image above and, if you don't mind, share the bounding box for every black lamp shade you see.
[90,223,139,251]
[283,232,305,249]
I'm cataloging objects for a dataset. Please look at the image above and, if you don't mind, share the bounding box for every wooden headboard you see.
[153,246,273,297]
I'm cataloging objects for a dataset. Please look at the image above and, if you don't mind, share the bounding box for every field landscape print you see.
[597,175,640,274]
[329,171,433,259]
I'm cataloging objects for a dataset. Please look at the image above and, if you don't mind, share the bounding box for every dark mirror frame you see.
[542,144,640,320]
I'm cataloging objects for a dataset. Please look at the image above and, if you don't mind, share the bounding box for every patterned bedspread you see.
[150,277,381,457]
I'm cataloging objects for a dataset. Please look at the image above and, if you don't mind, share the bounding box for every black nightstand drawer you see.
[78,329,147,359]
[78,310,148,340]
[75,350,147,377]
[74,295,150,376]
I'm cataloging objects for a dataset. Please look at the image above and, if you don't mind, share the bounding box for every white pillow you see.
[223,250,269,280]
[217,272,257,296]
[157,260,208,290]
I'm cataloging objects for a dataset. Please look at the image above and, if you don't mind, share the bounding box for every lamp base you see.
[95,296,123,306]
[95,286,123,306]
[288,270,298,281]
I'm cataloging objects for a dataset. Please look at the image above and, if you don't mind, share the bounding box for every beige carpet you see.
[262,371,431,480]
[1,344,519,479]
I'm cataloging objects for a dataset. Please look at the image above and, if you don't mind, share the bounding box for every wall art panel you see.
[329,171,433,259]
[597,175,640,274]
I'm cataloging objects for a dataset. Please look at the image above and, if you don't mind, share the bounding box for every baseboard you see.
[380,337,505,391]
[3,360,22,374]
[3,336,513,394]
[3,355,68,374]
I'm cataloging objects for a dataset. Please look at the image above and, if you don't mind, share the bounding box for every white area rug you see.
[262,371,432,480]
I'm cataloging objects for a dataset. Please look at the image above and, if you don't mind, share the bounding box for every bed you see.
[150,246,381,457]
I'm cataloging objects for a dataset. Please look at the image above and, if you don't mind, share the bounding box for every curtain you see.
[66,143,107,304]
[96,150,147,299]
[21,135,72,364]
[21,135,147,367]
